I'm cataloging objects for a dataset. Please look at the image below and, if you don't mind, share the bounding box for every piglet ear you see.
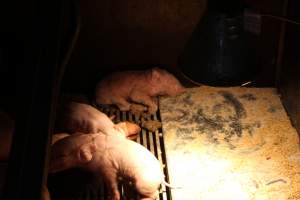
[52,133,70,145]
[124,121,141,135]
[78,144,94,163]
[150,67,163,81]
[115,122,140,140]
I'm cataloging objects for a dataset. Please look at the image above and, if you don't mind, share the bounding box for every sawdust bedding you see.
[159,86,300,200]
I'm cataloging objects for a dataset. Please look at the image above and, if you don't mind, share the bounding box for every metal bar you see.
[156,111,172,200]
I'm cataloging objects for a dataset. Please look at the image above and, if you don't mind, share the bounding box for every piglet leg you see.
[115,98,131,111]
[101,168,121,200]
[130,92,158,115]
[139,192,159,200]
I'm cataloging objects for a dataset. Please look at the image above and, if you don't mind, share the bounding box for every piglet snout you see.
[177,86,186,94]
[114,121,141,140]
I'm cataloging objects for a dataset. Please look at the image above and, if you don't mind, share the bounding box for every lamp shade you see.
[179,0,259,86]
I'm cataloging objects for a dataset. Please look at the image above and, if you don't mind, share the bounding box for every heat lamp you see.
[179,0,260,86]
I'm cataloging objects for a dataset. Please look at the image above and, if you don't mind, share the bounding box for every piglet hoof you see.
[130,104,147,117]
[117,102,131,112]
[146,106,158,117]
[139,195,158,200]
[141,112,152,119]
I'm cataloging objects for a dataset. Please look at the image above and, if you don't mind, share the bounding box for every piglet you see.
[94,67,186,115]
[50,133,171,200]
[56,101,140,139]
[41,185,51,200]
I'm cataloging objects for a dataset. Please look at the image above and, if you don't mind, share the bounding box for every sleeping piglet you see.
[94,67,186,115]
[56,101,140,139]
[49,133,170,200]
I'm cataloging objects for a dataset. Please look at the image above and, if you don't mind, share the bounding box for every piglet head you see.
[114,121,141,140]
[149,67,186,96]
[49,133,97,173]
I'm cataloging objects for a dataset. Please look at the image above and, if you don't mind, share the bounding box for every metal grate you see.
[49,106,172,200]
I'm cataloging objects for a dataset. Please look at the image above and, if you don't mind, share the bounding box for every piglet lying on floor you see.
[50,133,172,200]
[56,101,140,139]
[94,67,186,115]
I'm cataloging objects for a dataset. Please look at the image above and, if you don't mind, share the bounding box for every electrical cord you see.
[179,67,254,87]
[262,14,300,26]
[179,69,203,86]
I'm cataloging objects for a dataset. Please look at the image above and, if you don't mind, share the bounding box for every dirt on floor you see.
[160,86,300,200]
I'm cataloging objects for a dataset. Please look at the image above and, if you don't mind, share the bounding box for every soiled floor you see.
[159,86,300,200]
